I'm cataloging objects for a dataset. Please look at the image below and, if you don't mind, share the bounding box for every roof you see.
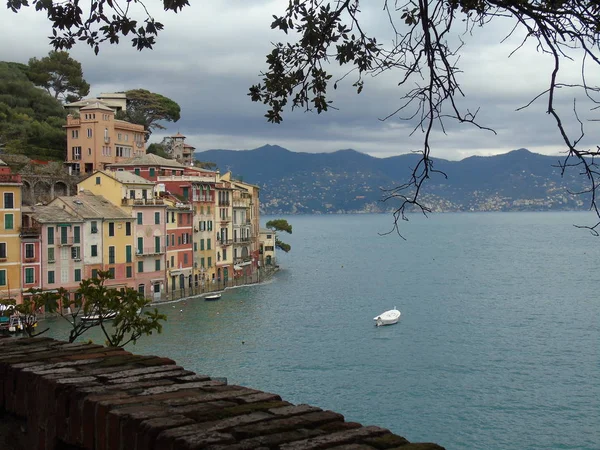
[183,143,196,149]
[98,170,155,185]
[260,228,274,234]
[54,191,133,220]
[107,153,184,169]
[29,205,83,224]
[79,102,114,112]
[171,132,186,138]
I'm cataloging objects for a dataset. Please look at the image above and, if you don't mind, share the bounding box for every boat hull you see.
[374,309,401,327]
[205,294,221,301]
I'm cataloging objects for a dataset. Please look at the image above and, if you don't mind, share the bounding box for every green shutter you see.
[0,270,6,286]
[126,245,132,263]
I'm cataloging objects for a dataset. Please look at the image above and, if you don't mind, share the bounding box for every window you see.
[87,128,92,138]
[207,257,212,267]
[48,247,55,262]
[91,245,98,257]
[25,268,34,284]
[137,237,143,254]
[171,234,175,247]
[0,270,5,286]
[0,243,6,259]
[108,222,115,236]
[91,269,98,279]
[60,227,68,245]
[171,212,175,222]
[47,227,54,245]
[149,168,155,177]
[207,238,211,250]
[96,176,101,185]
[154,212,160,225]
[25,243,34,259]
[170,256,174,267]
[154,236,161,253]
[71,246,81,260]
[135,168,140,176]
[200,257,205,268]
[121,246,130,264]
[72,146,82,160]
[91,221,98,233]
[267,234,272,239]
[194,242,197,251]
[137,261,144,273]
[104,128,109,140]
[183,253,188,265]
[155,259,161,271]
[108,268,115,279]
[71,130,79,138]
[48,271,55,284]
[126,266,133,278]
[4,214,13,230]
[74,269,82,282]
[4,193,14,209]
[200,239,204,251]
[223,248,227,260]
[108,246,115,264]
[125,222,131,236]
[208,221,213,231]
[137,212,143,225]
[74,226,80,244]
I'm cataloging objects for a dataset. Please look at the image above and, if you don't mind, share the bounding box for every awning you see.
[233,265,242,271]
[239,261,252,267]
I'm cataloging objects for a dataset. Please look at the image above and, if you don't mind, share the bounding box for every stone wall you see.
[0,337,445,450]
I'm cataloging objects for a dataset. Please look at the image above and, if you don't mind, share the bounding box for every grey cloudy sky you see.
[1,1,599,160]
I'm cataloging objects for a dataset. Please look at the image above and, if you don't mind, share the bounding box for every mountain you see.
[195,145,589,214]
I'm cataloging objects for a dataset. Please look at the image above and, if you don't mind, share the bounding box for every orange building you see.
[64,103,146,175]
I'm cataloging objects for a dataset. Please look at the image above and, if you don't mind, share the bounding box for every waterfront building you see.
[163,195,194,296]
[64,103,146,174]
[259,228,276,267]
[78,171,167,300]
[0,159,22,303]
[28,205,84,296]
[215,179,233,283]
[50,191,136,289]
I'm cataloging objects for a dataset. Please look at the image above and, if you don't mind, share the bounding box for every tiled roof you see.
[107,154,184,168]
[29,205,82,224]
[99,170,155,185]
[78,102,114,112]
[54,192,132,220]
[171,132,186,138]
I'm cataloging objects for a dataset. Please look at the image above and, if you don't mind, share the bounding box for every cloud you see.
[1,2,599,161]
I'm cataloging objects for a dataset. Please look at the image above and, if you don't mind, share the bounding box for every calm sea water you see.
[43,212,599,450]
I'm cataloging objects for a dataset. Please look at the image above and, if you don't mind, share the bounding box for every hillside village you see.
[0,93,277,305]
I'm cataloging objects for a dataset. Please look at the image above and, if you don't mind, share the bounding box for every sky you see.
[1,1,599,161]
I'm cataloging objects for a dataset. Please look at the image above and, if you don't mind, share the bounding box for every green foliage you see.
[27,51,90,102]
[266,219,292,234]
[0,62,66,160]
[267,219,292,252]
[6,0,189,53]
[0,290,60,337]
[147,143,171,159]
[194,160,218,171]
[0,271,166,347]
[120,89,181,140]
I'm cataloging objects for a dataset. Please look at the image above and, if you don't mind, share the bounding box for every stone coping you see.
[0,337,445,450]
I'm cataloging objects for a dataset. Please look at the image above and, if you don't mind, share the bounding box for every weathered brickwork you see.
[0,337,445,450]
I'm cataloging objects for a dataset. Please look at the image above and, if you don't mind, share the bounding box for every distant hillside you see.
[195,145,589,214]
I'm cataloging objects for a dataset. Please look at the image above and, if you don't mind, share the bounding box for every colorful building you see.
[164,195,194,295]
[107,153,186,182]
[64,102,146,174]
[0,159,22,303]
[259,228,276,267]
[78,170,167,300]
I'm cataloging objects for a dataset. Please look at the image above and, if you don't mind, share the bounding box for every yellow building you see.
[0,159,22,302]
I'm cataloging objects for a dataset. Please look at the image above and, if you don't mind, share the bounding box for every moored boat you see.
[373,308,401,327]
[81,311,117,323]
[205,293,222,301]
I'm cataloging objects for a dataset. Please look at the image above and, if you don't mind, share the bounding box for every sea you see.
[42,212,600,450]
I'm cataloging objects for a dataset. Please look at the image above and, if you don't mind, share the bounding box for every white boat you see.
[205,293,221,301]
[373,308,401,327]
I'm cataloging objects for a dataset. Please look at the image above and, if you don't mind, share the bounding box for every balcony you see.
[218,201,230,207]
[104,136,111,144]
[24,257,37,263]
[58,237,74,246]
[121,198,165,206]
[233,237,252,244]
[19,226,41,238]
[218,239,233,246]
[232,200,250,208]
[136,247,166,256]
[219,216,231,223]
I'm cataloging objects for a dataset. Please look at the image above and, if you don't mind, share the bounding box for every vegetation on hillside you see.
[27,51,90,102]
[0,62,66,161]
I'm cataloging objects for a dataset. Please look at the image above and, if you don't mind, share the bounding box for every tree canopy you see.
[0,61,66,160]
[117,89,181,140]
[266,219,293,253]
[27,51,90,102]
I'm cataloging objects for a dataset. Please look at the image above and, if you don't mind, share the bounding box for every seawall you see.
[0,337,444,450]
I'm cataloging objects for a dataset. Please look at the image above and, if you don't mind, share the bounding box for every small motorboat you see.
[374,308,401,327]
[205,293,222,301]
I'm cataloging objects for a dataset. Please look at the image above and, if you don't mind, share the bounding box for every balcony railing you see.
[218,201,230,207]
[136,247,166,256]
[218,239,233,246]
[58,237,74,246]
[233,237,252,244]
[121,198,165,206]
[232,200,250,208]
[19,226,41,237]
[219,216,231,222]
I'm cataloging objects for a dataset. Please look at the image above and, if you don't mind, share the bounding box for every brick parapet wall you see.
[0,337,444,450]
